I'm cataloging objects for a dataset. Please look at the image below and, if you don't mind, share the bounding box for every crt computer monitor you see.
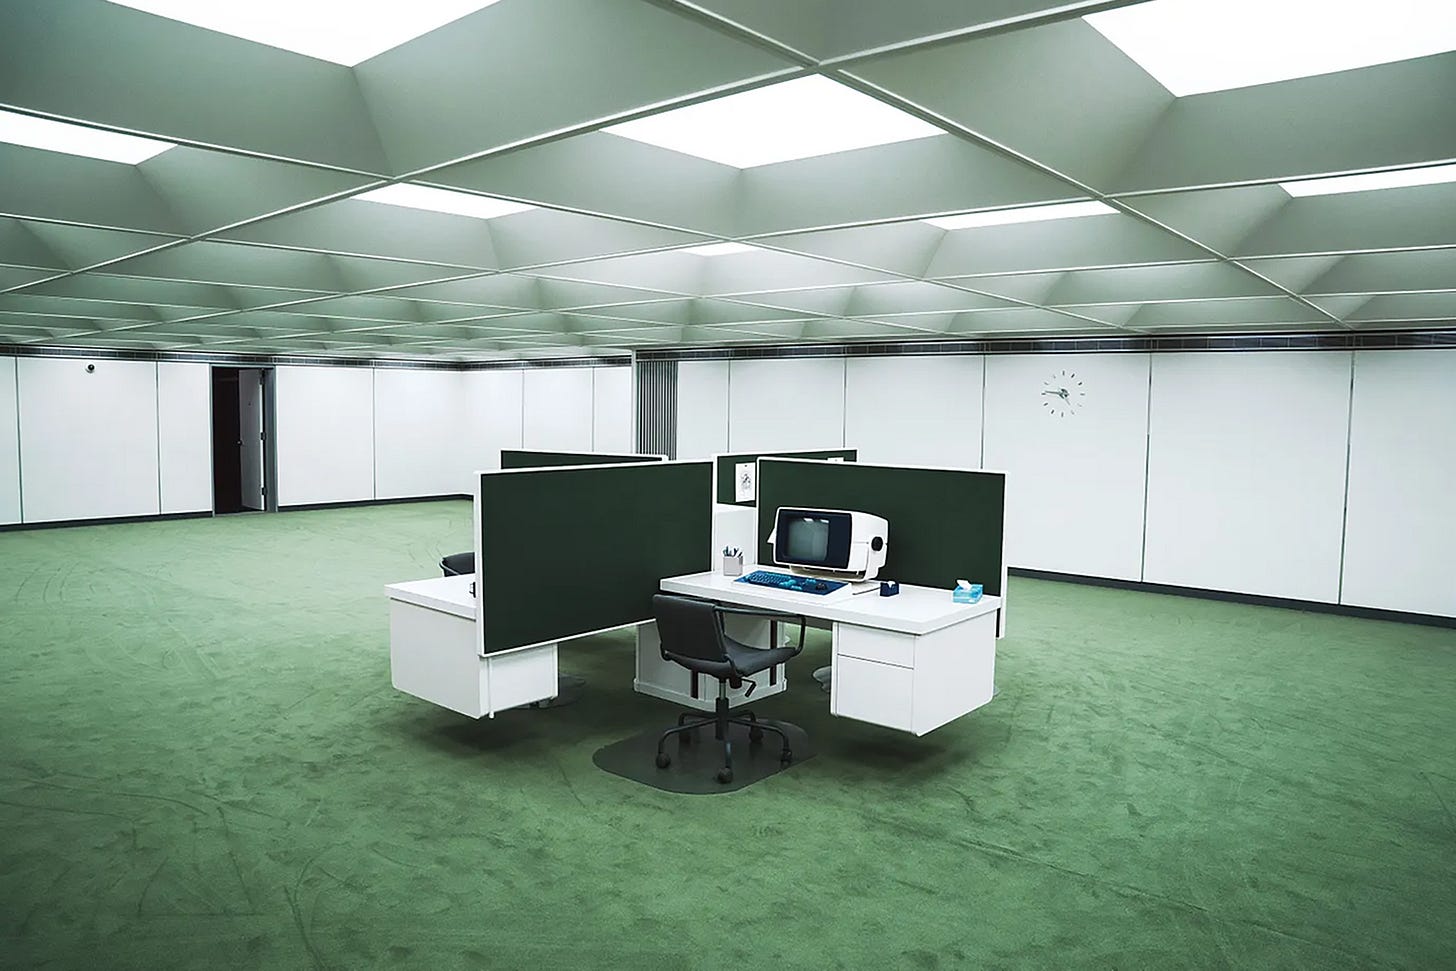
[770,507,888,580]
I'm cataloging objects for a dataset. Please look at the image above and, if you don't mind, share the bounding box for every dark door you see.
[211,368,243,513]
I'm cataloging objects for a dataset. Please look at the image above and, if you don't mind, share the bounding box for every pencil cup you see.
[723,552,744,577]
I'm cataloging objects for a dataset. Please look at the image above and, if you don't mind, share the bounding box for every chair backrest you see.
[651,594,725,663]
[440,551,475,577]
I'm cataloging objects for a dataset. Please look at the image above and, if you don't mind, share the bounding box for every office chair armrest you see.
[713,605,807,656]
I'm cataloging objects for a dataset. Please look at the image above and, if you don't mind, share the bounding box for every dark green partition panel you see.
[500,449,664,469]
[478,461,711,653]
[714,448,856,505]
[756,459,1005,595]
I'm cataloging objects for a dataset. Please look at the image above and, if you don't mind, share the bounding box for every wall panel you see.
[18,357,160,523]
[373,368,461,499]
[522,368,593,451]
[677,359,729,459]
[275,365,374,506]
[1143,352,1351,602]
[984,353,1150,580]
[591,366,633,453]
[0,358,19,525]
[157,362,212,514]
[845,356,983,467]
[728,358,845,452]
[1341,350,1456,618]
[461,369,523,482]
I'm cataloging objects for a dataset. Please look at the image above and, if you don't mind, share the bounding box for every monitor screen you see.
[773,507,852,570]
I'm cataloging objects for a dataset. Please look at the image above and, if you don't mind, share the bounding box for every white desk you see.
[385,575,558,718]
[656,572,1002,736]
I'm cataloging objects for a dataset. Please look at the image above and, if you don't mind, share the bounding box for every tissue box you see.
[953,582,983,604]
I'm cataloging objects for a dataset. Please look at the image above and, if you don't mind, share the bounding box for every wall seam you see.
[840,357,848,447]
[155,363,163,514]
[979,354,987,469]
[1138,353,1154,583]
[1336,351,1357,605]
[11,359,21,524]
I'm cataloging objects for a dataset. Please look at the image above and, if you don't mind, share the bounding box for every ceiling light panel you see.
[604,75,946,168]
[1280,162,1456,197]
[105,0,503,67]
[0,109,174,164]
[355,184,534,219]
[924,201,1116,231]
[682,242,758,256]
[1085,0,1456,97]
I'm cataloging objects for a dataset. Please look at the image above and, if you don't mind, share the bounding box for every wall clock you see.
[1041,368,1085,418]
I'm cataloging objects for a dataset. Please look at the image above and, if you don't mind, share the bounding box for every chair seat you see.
[664,635,797,681]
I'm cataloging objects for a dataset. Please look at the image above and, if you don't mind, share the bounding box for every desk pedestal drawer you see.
[389,601,557,718]
[832,656,914,733]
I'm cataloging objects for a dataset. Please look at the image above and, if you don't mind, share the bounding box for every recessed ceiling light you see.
[924,200,1116,231]
[1280,162,1456,197]
[105,0,503,66]
[682,242,758,256]
[1085,0,1456,97]
[0,109,174,164]
[355,184,534,220]
[604,75,946,168]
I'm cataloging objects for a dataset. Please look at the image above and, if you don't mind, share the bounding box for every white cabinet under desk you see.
[385,575,559,718]
[658,571,1002,736]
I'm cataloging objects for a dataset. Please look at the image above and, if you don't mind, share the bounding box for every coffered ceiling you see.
[1,0,1452,360]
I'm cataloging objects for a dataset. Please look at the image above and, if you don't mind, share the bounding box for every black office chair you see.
[651,593,806,784]
[440,551,474,577]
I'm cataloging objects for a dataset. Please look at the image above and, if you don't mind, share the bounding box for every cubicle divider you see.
[756,458,1006,599]
[500,449,664,469]
[713,448,856,506]
[475,461,711,654]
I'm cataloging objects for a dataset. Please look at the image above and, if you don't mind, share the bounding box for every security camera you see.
[86,363,96,373]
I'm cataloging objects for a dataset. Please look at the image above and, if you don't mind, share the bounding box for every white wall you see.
[0,357,19,525]
[845,356,983,467]
[728,358,845,451]
[17,357,160,523]
[677,359,729,459]
[522,368,593,451]
[984,353,1151,581]
[1341,350,1456,618]
[591,367,633,452]
[461,369,523,480]
[156,363,212,514]
[373,368,462,499]
[1143,352,1352,603]
[275,365,375,506]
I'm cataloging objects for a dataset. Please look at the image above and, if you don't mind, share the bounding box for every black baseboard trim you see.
[1009,568,1456,630]
[0,510,213,533]
[278,494,470,512]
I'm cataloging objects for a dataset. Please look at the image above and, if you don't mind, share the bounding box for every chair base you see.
[655,695,792,785]
[593,717,811,794]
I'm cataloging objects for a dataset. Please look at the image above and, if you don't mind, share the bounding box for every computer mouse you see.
[814,581,827,591]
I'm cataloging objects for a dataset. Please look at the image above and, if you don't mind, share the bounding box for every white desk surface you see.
[385,574,475,620]
[660,571,1001,636]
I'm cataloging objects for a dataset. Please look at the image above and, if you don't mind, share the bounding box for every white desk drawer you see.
[832,656,914,732]
[835,624,915,668]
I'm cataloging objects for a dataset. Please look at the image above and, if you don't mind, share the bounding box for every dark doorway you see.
[211,367,273,514]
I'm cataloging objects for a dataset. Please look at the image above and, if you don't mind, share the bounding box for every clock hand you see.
[1040,390,1060,396]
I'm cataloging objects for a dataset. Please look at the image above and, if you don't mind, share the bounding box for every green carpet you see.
[1,501,1452,969]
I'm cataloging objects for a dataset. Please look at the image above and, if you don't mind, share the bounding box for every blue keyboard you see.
[735,570,847,595]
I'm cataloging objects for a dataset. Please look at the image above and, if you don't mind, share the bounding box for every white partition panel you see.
[845,356,983,467]
[522,367,593,451]
[677,359,729,459]
[374,368,463,499]
[156,362,212,514]
[728,358,845,451]
[1341,350,1456,618]
[1143,352,1351,602]
[18,357,160,523]
[592,367,633,452]
[461,369,523,482]
[275,365,375,506]
[0,357,18,525]
[984,353,1151,580]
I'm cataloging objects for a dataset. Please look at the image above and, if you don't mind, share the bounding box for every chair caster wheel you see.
[656,752,671,769]
[749,727,764,744]
[780,750,793,766]
[716,767,733,784]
